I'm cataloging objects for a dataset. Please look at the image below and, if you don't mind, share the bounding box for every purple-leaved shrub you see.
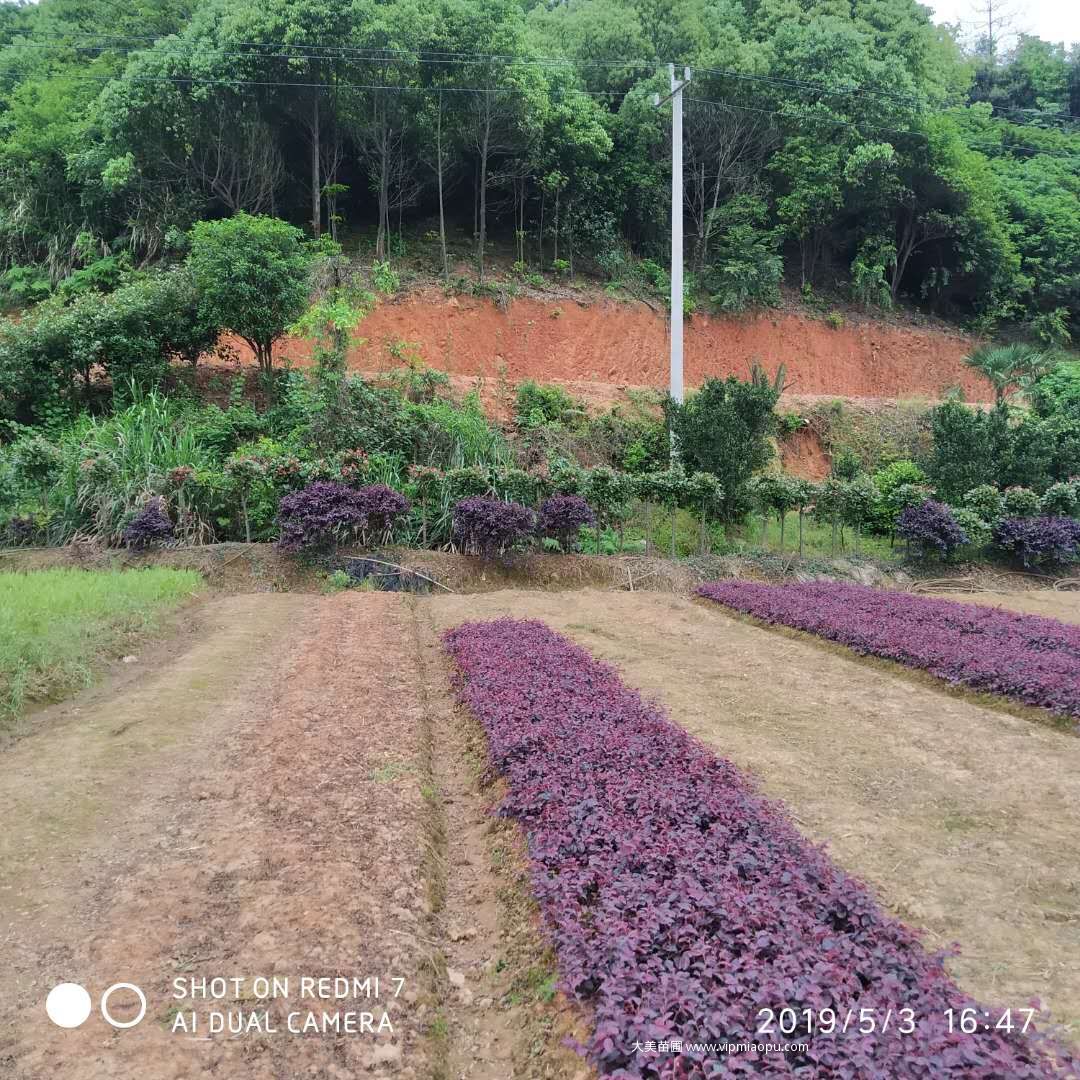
[698,580,1080,720]
[353,483,410,542]
[897,499,968,558]
[538,494,595,551]
[993,516,1080,569]
[122,497,174,549]
[278,481,409,551]
[444,618,1076,1077]
[452,496,536,557]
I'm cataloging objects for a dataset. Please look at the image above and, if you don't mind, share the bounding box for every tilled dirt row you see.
[0,592,588,1080]
[1,593,433,1077]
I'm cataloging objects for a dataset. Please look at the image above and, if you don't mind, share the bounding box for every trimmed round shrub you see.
[897,499,968,558]
[539,494,596,552]
[453,496,536,558]
[962,484,1005,523]
[123,497,174,549]
[1040,479,1080,518]
[1002,485,1041,518]
[277,480,367,552]
[354,484,410,540]
[993,515,1080,568]
[950,507,992,553]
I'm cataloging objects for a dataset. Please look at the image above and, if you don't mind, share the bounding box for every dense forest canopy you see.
[0,0,1078,340]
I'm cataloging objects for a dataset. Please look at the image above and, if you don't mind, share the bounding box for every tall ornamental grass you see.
[46,389,215,544]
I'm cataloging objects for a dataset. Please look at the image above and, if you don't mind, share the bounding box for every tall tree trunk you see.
[310,94,321,238]
[553,187,560,265]
[436,95,448,281]
[699,161,724,271]
[538,190,545,269]
[567,195,574,278]
[891,215,917,303]
[478,108,490,283]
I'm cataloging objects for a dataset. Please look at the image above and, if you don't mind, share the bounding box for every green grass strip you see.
[0,567,203,724]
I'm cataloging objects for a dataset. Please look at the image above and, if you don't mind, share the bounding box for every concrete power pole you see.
[654,64,692,408]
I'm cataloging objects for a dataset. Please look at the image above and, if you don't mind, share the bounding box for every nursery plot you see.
[698,580,1080,720]
[425,589,1080,1044]
[931,588,1080,627]
[0,590,583,1080]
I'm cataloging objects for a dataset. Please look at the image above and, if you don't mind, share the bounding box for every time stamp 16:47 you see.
[756,1006,1038,1037]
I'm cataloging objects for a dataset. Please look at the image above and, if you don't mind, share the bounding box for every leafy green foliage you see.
[515,380,583,429]
[963,343,1055,404]
[705,195,782,312]
[0,0,1074,338]
[870,459,929,533]
[672,375,779,521]
[187,213,316,373]
[0,268,216,425]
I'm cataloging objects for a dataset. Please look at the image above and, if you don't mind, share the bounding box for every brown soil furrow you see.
[0,593,431,1078]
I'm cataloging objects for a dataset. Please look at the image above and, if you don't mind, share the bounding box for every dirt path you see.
[0,592,588,1080]
[1,593,438,1078]
[932,588,1080,626]
[424,589,1080,1043]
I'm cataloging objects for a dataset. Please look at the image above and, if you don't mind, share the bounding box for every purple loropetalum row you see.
[443,618,1077,1078]
[698,580,1080,722]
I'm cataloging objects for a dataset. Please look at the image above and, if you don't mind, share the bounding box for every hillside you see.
[227,288,990,408]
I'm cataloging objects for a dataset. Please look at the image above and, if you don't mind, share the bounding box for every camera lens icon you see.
[46,982,147,1029]
[45,984,92,1029]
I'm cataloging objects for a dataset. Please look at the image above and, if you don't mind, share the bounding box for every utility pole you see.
[654,64,691,408]
[652,64,695,408]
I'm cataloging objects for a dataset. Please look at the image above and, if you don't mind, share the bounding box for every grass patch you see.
[0,566,203,724]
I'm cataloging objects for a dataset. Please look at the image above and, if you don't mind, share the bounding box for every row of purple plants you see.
[443,618,1076,1078]
[697,580,1080,722]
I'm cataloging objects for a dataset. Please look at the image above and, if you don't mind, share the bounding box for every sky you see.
[929,0,1080,48]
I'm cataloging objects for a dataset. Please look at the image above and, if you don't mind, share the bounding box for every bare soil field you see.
[0,592,582,1080]
[425,589,1080,1042]
[3,582,1078,1077]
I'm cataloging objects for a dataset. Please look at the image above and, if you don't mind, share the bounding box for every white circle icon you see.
[46,983,93,1028]
[100,983,147,1029]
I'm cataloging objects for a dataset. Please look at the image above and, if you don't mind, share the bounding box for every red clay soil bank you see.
[240,288,991,402]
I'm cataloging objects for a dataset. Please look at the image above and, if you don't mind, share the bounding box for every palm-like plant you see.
[964,343,1054,404]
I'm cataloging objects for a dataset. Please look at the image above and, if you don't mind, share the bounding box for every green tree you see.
[672,374,780,522]
[963,342,1054,404]
[187,214,316,375]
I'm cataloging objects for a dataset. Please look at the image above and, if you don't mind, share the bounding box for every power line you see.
[0,67,633,99]
[0,35,958,116]
[5,32,1080,126]
[688,95,1080,159]
[1,38,1076,152]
